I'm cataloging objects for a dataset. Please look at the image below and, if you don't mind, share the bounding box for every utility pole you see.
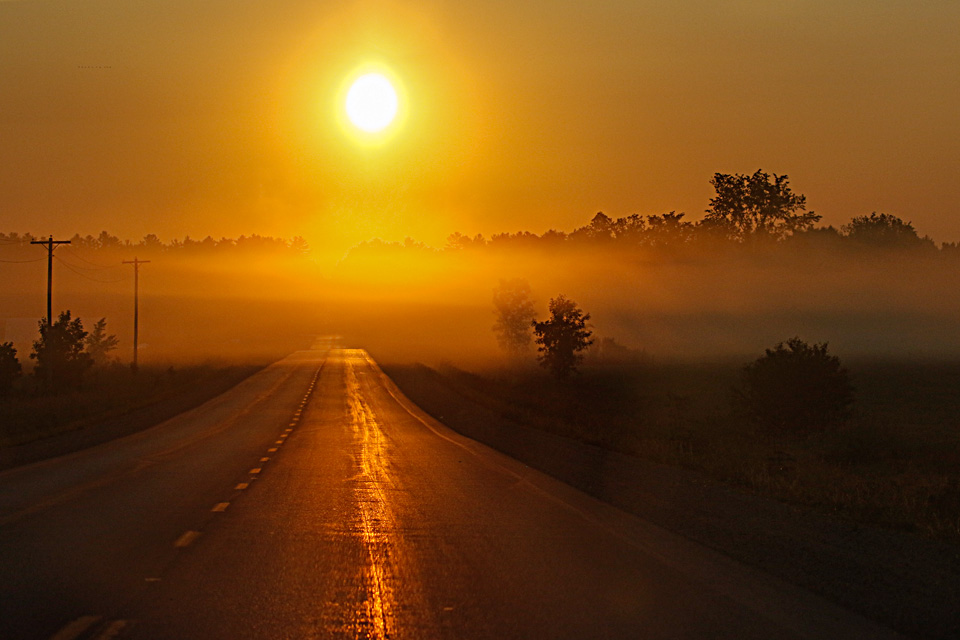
[122,257,150,371]
[30,236,71,327]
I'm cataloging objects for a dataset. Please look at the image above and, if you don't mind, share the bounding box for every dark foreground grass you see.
[0,363,262,450]
[387,358,960,545]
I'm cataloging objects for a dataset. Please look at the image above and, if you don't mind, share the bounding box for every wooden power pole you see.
[30,236,71,327]
[122,257,150,370]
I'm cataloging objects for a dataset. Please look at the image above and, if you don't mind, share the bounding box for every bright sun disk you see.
[345,73,398,133]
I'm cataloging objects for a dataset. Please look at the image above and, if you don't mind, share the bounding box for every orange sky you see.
[1,0,958,257]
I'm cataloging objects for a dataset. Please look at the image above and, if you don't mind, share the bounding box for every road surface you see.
[0,346,903,639]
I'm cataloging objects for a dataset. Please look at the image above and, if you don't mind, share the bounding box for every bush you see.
[0,341,21,395]
[30,311,94,392]
[738,337,853,435]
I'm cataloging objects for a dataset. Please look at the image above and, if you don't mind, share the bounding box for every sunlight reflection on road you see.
[346,350,398,639]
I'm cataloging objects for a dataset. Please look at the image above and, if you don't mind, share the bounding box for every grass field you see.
[386,357,960,545]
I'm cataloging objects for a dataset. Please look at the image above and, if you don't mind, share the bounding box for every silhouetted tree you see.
[540,229,568,245]
[702,170,820,241]
[85,318,119,366]
[643,212,696,247]
[492,278,536,356]
[139,234,163,252]
[30,311,94,391]
[289,236,310,254]
[841,212,933,249]
[96,230,123,250]
[532,295,594,379]
[446,232,487,250]
[570,212,615,243]
[608,214,647,244]
[0,341,21,395]
[738,337,853,435]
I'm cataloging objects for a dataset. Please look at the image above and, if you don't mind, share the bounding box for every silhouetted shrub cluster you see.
[0,313,120,395]
[737,337,854,436]
[0,342,21,395]
[31,311,94,392]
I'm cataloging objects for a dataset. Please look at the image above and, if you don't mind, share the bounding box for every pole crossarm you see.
[30,236,71,327]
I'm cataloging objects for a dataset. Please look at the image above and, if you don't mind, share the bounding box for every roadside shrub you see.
[30,311,94,392]
[0,341,22,395]
[738,337,854,436]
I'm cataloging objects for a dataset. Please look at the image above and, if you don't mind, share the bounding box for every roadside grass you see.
[386,359,960,545]
[0,363,261,449]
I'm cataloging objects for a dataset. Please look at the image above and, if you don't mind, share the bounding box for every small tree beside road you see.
[30,311,94,391]
[532,295,594,379]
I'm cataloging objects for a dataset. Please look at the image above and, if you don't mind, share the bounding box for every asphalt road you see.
[0,346,904,639]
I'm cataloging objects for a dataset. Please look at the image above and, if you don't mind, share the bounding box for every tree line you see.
[0,231,310,257]
[4,171,954,260]
[385,170,950,256]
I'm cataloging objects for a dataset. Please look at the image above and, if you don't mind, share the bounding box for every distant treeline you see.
[3,171,958,261]
[359,210,955,259]
[351,171,960,260]
[0,231,310,257]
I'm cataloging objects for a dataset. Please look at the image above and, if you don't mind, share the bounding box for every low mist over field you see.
[4,196,960,367]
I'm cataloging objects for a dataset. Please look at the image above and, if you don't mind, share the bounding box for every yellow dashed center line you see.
[166,366,326,560]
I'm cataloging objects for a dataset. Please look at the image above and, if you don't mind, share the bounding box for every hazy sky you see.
[2,0,958,254]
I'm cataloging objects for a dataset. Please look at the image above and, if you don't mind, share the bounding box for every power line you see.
[55,256,127,283]
[59,246,123,270]
[0,257,45,263]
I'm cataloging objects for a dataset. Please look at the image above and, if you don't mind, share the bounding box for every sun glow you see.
[345,73,399,133]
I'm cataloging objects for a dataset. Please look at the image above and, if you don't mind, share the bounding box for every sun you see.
[345,73,399,133]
